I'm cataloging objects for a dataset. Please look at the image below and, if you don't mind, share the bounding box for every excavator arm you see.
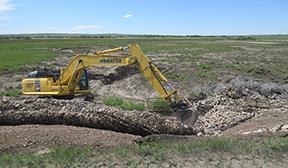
[129,44,180,103]
[22,44,183,105]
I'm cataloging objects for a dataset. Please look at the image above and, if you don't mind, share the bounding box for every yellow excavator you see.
[22,44,193,123]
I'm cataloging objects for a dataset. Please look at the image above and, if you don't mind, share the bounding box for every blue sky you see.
[0,0,287,35]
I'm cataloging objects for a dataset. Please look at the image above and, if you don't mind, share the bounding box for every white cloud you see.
[0,0,14,12]
[123,14,132,18]
[72,25,102,32]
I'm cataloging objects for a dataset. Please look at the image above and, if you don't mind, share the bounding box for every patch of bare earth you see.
[222,101,288,136]
[0,125,138,153]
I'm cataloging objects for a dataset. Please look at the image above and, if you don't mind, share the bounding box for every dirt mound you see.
[0,96,195,136]
[89,65,139,85]
[90,73,156,100]
[223,76,288,99]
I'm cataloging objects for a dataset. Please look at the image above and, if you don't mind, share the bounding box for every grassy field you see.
[1,36,288,84]
[0,136,287,167]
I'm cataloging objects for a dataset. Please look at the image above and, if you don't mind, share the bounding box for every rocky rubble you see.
[193,96,255,135]
[191,76,288,136]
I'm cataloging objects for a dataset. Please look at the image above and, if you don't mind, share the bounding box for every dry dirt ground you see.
[0,125,138,153]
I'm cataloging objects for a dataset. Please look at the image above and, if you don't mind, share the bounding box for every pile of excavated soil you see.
[0,96,195,136]
[90,74,157,100]
[88,65,157,100]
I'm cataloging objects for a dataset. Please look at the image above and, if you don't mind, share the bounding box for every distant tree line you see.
[0,34,191,39]
[0,35,32,40]
[0,34,118,39]
[185,35,256,40]
[0,34,257,40]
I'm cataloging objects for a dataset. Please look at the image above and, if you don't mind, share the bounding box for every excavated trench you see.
[1,70,287,137]
[1,65,197,137]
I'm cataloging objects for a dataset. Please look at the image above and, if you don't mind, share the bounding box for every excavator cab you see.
[79,69,89,91]
[23,68,89,97]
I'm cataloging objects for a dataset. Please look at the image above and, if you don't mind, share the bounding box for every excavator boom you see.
[22,44,181,104]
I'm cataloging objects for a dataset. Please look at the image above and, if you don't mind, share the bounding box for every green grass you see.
[1,36,288,84]
[0,88,20,97]
[1,136,287,167]
[0,38,211,72]
[147,99,173,113]
[0,40,54,71]
[198,63,212,70]
[0,147,92,168]
[165,71,190,81]
[130,136,288,160]
[103,96,145,111]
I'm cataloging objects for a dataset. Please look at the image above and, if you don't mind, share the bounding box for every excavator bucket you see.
[171,98,200,126]
[175,107,200,126]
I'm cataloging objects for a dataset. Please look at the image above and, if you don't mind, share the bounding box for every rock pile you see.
[0,96,195,136]
[193,96,255,135]
[192,76,288,135]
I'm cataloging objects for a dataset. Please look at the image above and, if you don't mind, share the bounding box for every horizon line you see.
[0,33,288,36]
